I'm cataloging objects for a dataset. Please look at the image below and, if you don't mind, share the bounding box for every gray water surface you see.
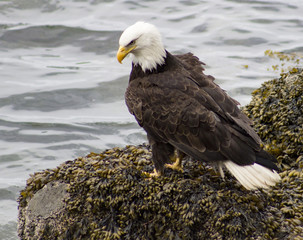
[1,0,303,239]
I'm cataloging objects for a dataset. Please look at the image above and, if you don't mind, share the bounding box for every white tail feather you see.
[222,161,281,190]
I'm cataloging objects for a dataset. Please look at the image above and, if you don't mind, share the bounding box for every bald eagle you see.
[117,21,280,190]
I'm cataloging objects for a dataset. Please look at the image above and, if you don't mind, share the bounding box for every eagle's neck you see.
[131,42,167,72]
[130,51,179,81]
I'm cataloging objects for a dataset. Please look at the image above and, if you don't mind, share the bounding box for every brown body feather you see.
[125,51,277,174]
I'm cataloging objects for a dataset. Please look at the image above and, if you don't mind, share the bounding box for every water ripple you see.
[0,0,303,237]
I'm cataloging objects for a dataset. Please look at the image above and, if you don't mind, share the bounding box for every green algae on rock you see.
[18,145,302,239]
[243,68,303,170]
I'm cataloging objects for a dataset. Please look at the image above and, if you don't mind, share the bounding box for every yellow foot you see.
[142,169,162,178]
[165,157,184,172]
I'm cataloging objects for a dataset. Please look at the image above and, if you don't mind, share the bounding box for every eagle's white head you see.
[117,21,166,72]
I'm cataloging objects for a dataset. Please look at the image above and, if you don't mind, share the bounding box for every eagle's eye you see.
[127,40,136,47]
[126,34,142,47]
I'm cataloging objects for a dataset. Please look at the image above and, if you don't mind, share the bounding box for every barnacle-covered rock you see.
[18,70,303,240]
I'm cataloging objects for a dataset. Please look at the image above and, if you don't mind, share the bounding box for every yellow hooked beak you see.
[117,45,136,64]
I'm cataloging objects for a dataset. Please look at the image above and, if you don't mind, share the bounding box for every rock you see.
[18,70,303,239]
[27,181,68,220]
[19,181,69,239]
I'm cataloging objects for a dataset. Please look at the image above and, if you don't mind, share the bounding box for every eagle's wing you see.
[125,65,262,167]
[176,53,261,147]
[175,53,208,78]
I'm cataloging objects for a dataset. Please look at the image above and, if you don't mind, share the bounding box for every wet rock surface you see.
[18,70,303,239]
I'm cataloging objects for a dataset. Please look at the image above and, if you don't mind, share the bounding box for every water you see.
[0,0,302,238]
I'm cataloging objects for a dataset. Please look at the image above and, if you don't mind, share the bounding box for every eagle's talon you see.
[165,157,184,172]
[142,169,162,178]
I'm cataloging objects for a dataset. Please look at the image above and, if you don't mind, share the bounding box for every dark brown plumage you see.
[125,51,276,171]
